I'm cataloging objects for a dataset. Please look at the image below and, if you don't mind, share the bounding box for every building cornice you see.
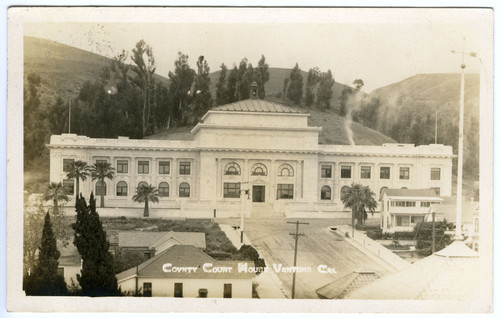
[191,123,322,135]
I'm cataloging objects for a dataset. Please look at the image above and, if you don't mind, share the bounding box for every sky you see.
[22,8,490,92]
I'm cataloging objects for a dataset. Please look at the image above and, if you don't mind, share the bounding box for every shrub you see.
[233,245,266,275]
[366,229,383,240]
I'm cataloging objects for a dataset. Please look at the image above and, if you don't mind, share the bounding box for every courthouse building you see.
[48,89,453,218]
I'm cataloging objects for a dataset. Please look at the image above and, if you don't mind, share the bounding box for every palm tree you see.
[43,182,69,212]
[132,183,159,217]
[341,183,377,238]
[66,160,90,199]
[90,161,115,208]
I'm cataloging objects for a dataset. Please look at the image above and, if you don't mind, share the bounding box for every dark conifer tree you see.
[287,63,303,105]
[73,194,119,296]
[24,212,67,296]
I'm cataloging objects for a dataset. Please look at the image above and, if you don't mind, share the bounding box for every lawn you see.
[101,217,238,257]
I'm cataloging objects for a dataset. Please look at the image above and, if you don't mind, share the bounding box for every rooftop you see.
[116,245,255,281]
[118,231,206,250]
[346,241,481,300]
[316,269,380,299]
[384,188,441,198]
[212,99,304,114]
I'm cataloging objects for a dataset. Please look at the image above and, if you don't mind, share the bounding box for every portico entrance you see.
[252,185,265,202]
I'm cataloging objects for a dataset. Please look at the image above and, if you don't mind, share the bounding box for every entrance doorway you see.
[252,185,265,202]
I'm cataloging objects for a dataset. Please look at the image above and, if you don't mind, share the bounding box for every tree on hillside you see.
[192,55,213,120]
[226,65,239,103]
[287,63,303,105]
[215,63,229,106]
[24,212,68,296]
[73,194,119,296]
[353,79,364,90]
[305,67,321,107]
[131,40,157,137]
[341,183,377,237]
[169,52,195,126]
[24,73,47,171]
[45,97,68,134]
[66,160,90,200]
[255,55,270,99]
[90,161,115,208]
[152,82,171,131]
[282,78,290,103]
[132,183,159,217]
[316,70,335,109]
[237,58,254,100]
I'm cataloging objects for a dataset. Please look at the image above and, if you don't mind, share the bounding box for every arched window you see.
[380,187,388,199]
[116,181,128,196]
[158,182,169,197]
[251,163,267,176]
[179,182,190,198]
[340,186,350,201]
[278,164,294,177]
[224,162,241,175]
[321,185,332,200]
[95,181,107,196]
[137,181,148,190]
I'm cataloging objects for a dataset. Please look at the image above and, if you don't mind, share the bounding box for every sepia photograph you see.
[6,6,494,313]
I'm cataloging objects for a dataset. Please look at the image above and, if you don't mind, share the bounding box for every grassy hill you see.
[24,36,169,108]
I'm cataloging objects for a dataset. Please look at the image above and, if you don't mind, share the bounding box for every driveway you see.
[234,217,394,299]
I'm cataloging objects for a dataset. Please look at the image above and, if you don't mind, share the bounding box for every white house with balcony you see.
[47,85,453,219]
[380,188,444,232]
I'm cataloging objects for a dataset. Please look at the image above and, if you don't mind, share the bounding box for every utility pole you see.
[432,211,436,254]
[68,98,72,134]
[451,37,477,241]
[435,109,438,144]
[288,220,309,299]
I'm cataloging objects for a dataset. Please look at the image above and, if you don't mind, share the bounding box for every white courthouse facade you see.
[48,97,453,218]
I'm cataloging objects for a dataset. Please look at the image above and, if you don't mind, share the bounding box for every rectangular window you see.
[117,160,128,173]
[223,284,232,298]
[341,166,352,178]
[224,183,241,198]
[399,167,410,180]
[95,159,107,164]
[396,215,410,227]
[411,216,424,224]
[380,167,391,179]
[431,168,441,180]
[431,187,441,196]
[360,166,371,179]
[174,283,183,298]
[179,162,191,175]
[63,159,75,172]
[159,161,170,174]
[421,202,431,208]
[63,179,74,195]
[321,165,332,178]
[143,282,152,297]
[277,184,294,199]
[138,161,149,174]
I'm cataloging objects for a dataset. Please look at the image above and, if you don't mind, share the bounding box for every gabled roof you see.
[116,245,255,281]
[118,231,206,250]
[316,270,380,299]
[212,99,303,114]
[384,188,441,199]
[346,241,481,300]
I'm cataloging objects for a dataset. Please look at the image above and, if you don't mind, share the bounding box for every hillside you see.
[370,73,479,120]
[24,36,169,108]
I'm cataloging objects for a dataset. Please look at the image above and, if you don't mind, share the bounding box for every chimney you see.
[250,81,258,99]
